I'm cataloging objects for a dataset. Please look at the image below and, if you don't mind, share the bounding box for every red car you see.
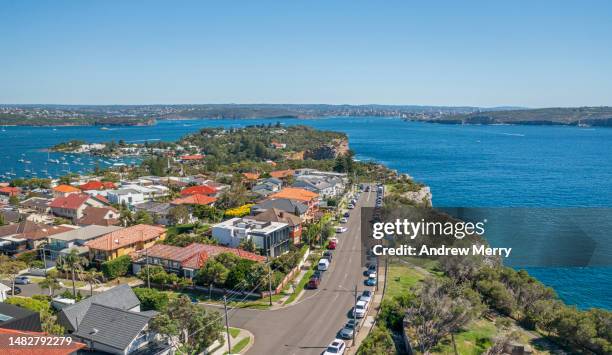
[308,276,320,289]
[327,240,337,250]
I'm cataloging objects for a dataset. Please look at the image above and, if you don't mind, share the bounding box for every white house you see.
[211,217,291,257]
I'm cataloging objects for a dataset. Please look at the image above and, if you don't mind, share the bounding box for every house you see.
[180,154,205,162]
[0,302,42,332]
[180,184,218,197]
[20,196,51,214]
[212,217,291,257]
[251,198,309,221]
[270,141,287,149]
[107,188,145,207]
[132,242,265,279]
[77,206,120,226]
[49,193,108,222]
[0,209,21,224]
[0,221,74,255]
[293,169,347,198]
[52,184,81,198]
[85,224,166,263]
[0,186,21,197]
[121,184,170,200]
[133,201,174,225]
[268,187,319,220]
[58,284,141,332]
[72,303,163,355]
[252,177,283,197]
[251,208,302,245]
[170,194,216,206]
[242,172,260,181]
[270,169,295,179]
[47,225,123,261]
[79,180,116,191]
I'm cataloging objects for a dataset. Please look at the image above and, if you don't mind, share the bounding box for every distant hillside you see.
[414,107,612,126]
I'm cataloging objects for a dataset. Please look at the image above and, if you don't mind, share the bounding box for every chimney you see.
[279,211,284,218]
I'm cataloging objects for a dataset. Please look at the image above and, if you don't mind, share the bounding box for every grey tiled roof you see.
[72,303,154,352]
[253,198,308,215]
[59,284,140,332]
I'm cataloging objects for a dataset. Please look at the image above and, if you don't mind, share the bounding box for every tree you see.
[101,255,132,279]
[134,210,154,225]
[404,279,481,353]
[9,195,19,206]
[39,270,61,297]
[195,261,229,298]
[133,287,169,311]
[82,269,103,296]
[0,255,27,296]
[150,295,224,353]
[0,213,5,226]
[57,249,88,298]
[238,238,257,253]
[168,205,190,225]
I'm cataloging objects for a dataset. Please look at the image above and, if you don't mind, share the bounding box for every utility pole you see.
[223,295,232,354]
[40,245,47,276]
[353,284,358,347]
[145,247,150,289]
[267,252,273,306]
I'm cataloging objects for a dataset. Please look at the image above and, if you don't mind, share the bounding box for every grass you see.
[283,267,314,305]
[431,319,497,355]
[229,327,240,338]
[384,263,425,300]
[225,336,251,354]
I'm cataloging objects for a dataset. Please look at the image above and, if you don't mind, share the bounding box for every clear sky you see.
[1,0,611,107]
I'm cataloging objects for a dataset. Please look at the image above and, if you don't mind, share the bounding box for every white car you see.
[347,204,355,209]
[359,290,373,304]
[335,226,347,233]
[353,300,367,318]
[340,217,348,223]
[323,339,346,355]
[14,276,31,285]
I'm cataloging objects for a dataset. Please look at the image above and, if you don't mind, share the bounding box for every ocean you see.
[1,117,611,309]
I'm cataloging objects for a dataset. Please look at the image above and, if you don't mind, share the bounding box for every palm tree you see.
[82,269,103,296]
[39,270,61,297]
[58,249,88,298]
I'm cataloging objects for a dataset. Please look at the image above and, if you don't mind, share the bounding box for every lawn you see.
[229,327,240,338]
[283,267,314,305]
[431,319,497,355]
[225,336,251,354]
[384,263,425,300]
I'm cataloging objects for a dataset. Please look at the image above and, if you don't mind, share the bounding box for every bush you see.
[101,255,132,279]
[133,287,169,311]
[5,297,51,313]
[224,204,254,218]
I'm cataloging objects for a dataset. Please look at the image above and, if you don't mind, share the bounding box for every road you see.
[215,187,376,355]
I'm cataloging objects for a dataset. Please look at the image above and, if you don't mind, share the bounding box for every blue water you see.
[1,117,611,309]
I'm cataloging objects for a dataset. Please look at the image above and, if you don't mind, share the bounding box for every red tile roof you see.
[85,224,166,251]
[77,206,119,226]
[180,185,217,196]
[171,194,217,206]
[79,180,116,191]
[0,221,73,240]
[269,187,318,202]
[180,154,205,161]
[49,193,91,210]
[242,172,260,180]
[270,169,295,179]
[0,186,21,195]
[137,242,265,269]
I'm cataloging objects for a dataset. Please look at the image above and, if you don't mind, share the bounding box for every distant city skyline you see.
[1,0,611,107]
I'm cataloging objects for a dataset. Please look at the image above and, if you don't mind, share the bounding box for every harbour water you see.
[1,117,611,309]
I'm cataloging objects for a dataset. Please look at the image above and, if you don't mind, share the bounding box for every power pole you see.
[223,295,232,354]
[145,247,150,289]
[353,284,358,347]
[40,245,47,276]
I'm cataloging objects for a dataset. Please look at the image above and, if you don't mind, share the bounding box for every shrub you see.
[101,255,132,279]
[133,287,169,311]
[5,297,50,313]
[224,204,254,218]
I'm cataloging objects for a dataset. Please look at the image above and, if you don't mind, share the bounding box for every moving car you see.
[323,339,346,355]
[353,300,367,318]
[14,276,31,285]
[335,226,347,233]
[318,258,330,271]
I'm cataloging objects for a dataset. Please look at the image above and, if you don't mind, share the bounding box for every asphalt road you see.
[214,187,376,355]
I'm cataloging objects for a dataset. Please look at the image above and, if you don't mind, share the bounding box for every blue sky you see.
[1,0,611,107]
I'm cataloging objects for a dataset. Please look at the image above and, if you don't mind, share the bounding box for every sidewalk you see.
[209,328,254,355]
[346,258,387,354]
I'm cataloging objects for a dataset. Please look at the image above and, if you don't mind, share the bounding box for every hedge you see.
[101,255,132,279]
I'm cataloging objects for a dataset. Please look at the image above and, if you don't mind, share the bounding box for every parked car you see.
[323,251,333,261]
[11,286,21,295]
[318,258,330,271]
[365,276,377,286]
[340,217,348,223]
[343,212,350,218]
[313,269,323,280]
[327,240,337,250]
[363,264,376,276]
[308,276,320,289]
[360,290,372,304]
[323,339,346,355]
[347,204,355,209]
[14,276,31,285]
[353,300,367,318]
[335,226,347,233]
[339,320,358,339]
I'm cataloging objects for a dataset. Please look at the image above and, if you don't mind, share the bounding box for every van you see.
[318,258,330,271]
